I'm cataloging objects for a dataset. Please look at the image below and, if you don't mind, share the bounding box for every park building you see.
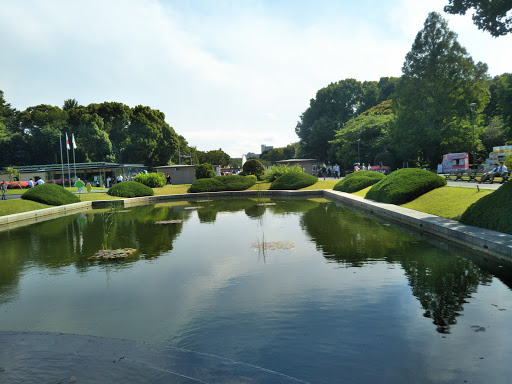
[0,162,144,187]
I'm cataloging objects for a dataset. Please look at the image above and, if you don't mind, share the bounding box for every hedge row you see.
[333,170,385,193]
[365,168,446,205]
[21,183,80,206]
[108,181,154,197]
[269,172,318,190]
[188,175,256,193]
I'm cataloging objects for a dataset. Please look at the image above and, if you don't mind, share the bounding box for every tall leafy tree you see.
[295,78,363,161]
[391,12,490,167]
[197,149,230,166]
[444,0,512,37]
[122,105,178,167]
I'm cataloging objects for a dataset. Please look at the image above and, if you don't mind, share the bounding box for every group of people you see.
[478,161,508,184]
[319,164,341,180]
[354,163,371,172]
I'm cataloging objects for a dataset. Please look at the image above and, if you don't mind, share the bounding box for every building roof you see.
[2,162,144,173]
[275,159,316,163]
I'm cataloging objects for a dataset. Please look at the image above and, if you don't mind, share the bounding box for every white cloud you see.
[0,0,510,158]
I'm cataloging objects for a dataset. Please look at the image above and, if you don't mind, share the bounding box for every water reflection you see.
[300,203,494,333]
[0,198,500,338]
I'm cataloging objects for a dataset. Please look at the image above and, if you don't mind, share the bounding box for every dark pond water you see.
[1,198,512,383]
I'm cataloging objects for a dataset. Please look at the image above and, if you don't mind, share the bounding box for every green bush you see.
[134,172,166,188]
[195,163,216,179]
[262,164,304,182]
[108,181,154,197]
[243,159,265,178]
[366,168,446,204]
[460,180,512,235]
[333,170,385,193]
[246,174,257,182]
[188,175,256,193]
[21,183,80,206]
[269,172,318,190]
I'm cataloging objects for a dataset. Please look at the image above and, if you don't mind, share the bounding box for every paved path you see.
[323,177,503,190]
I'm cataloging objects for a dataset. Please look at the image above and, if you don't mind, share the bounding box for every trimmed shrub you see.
[269,172,318,190]
[333,170,385,193]
[366,168,446,204]
[460,180,512,235]
[21,183,80,206]
[134,172,166,188]
[245,174,257,182]
[243,159,265,178]
[188,175,256,193]
[108,181,154,197]
[195,163,216,179]
[262,164,304,182]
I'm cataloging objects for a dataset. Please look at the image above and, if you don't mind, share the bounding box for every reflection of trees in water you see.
[300,203,493,334]
[0,205,193,304]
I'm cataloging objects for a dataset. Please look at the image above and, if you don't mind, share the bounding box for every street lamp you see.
[470,103,476,167]
[357,138,361,165]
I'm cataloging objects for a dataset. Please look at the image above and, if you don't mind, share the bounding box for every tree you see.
[122,105,178,167]
[63,98,79,111]
[243,159,265,177]
[391,12,490,168]
[331,101,394,169]
[444,0,512,37]
[295,79,363,161]
[197,149,230,166]
[195,163,216,179]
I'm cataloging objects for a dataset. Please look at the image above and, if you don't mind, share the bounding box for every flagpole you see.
[66,133,72,188]
[59,132,65,187]
[72,133,77,180]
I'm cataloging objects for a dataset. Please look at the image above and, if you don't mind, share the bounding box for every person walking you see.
[1,181,7,200]
[28,178,34,188]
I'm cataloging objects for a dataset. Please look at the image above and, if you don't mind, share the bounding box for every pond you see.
[1,198,512,383]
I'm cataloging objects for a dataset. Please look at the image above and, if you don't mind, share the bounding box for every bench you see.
[443,169,466,181]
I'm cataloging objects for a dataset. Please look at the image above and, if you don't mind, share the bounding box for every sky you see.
[1,0,511,158]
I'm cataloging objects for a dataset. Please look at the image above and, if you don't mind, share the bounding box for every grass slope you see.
[402,186,494,220]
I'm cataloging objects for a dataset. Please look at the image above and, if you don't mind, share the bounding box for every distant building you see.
[246,152,260,159]
[261,144,273,153]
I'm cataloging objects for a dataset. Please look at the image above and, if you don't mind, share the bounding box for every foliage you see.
[333,170,385,193]
[330,102,394,169]
[195,163,216,179]
[107,181,154,197]
[460,180,512,234]
[243,159,265,178]
[262,164,304,182]
[269,172,318,190]
[197,149,230,166]
[245,174,258,182]
[444,0,512,36]
[21,183,80,206]
[391,12,490,168]
[259,144,298,162]
[134,172,166,188]
[188,175,256,193]
[366,168,447,205]
[6,167,20,181]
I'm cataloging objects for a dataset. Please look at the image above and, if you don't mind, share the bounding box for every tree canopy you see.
[444,0,512,37]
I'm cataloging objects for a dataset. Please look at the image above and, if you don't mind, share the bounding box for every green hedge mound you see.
[134,172,166,188]
[333,170,385,193]
[269,172,318,190]
[188,175,256,193]
[459,180,512,235]
[21,183,80,206]
[108,181,154,197]
[366,168,446,205]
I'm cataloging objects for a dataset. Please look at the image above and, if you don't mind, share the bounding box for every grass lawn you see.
[247,182,271,190]
[0,200,51,216]
[352,186,372,197]
[300,180,338,190]
[153,184,191,195]
[401,186,494,220]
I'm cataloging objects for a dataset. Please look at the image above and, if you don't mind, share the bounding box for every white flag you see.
[65,133,70,150]
[72,133,77,149]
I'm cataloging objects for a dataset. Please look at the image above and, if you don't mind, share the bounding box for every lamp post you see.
[357,138,361,165]
[470,103,476,167]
